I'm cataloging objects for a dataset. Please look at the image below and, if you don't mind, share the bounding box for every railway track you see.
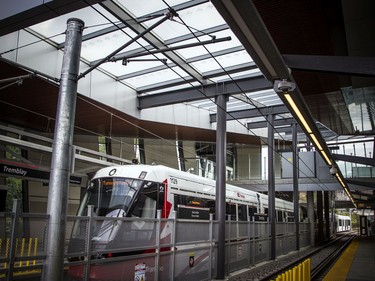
[228,232,357,281]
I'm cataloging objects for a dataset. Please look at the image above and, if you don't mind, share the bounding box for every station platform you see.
[323,235,375,281]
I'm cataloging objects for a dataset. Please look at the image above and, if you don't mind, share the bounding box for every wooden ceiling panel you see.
[0,61,261,145]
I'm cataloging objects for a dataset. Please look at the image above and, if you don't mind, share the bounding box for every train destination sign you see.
[177,205,210,220]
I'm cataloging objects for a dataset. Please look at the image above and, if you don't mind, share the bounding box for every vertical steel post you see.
[6,200,20,281]
[84,205,94,281]
[177,140,186,171]
[138,138,146,164]
[171,211,177,280]
[292,123,300,250]
[267,114,276,260]
[317,191,324,242]
[324,191,330,239]
[209,213,214,280]
[307,191,315,246]
[215,94,227,280]
[42,18,84,281]
[155,210,161,281]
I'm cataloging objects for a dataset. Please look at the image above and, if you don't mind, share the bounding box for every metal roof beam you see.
[101,1,206,85]
[283,54,375,77]
[247,117,296,129]
[133,62,257,91]
[138,75,272,109]
[333,153,375,166]
[210,104,289,122]
[0,0,105,36]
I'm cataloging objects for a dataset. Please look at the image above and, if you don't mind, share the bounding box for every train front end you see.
[67,166,166,281]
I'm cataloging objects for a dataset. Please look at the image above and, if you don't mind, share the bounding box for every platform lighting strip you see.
[284,92,356,207]
[336,173,356,207]
[283,93,332,166]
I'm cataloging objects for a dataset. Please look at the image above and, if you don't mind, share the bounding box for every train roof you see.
[93,164,212,184]
[92,164,293,209]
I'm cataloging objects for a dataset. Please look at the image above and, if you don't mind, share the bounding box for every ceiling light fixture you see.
[283,93,312,134]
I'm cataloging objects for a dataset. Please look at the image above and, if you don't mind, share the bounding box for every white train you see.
[67,164,300,280]
[336,214,351,232]
[75,164,298,221]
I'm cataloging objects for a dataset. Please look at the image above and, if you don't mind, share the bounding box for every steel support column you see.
[324,191,330,239]
[317,191,324,243]
[292,123,300,250]
[307,191,315,246]
[215,94,227,280]
[42,18,84,281]
[138,138,146,164]
[177,140,186,171]
[267,114,276,260]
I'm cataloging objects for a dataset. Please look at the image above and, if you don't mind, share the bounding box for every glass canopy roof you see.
[27,0,280,114]
[22,0,373,143]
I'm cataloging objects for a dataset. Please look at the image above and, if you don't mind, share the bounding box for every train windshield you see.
[77,177,143,216]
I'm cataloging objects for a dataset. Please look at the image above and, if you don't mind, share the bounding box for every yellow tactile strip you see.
[323,238,359,281]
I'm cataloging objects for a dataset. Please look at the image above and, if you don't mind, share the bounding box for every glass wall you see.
[329,137,374,178]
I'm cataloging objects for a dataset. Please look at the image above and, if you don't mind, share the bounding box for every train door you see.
[129,182,159,219]
[129,179,178,221]
[359,215,369,236]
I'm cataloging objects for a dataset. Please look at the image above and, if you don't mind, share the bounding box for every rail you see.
[255,232,356,281]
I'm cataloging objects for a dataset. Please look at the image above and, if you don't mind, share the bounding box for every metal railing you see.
[0,201,311,281]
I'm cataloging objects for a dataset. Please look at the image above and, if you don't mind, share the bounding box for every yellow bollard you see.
[292,265,297,281]
[306,258,311,281]
[26,238,33,267]
[4,238,10,269]
[19,238,25,267]
[271,258,311,281]
[33,238,38,266]
[302,260,306,280]
[304,260,309,280]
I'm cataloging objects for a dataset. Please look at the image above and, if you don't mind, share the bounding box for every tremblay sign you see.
[0,161,82,185]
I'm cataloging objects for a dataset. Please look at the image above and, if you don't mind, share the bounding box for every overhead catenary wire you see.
[160,0,330,190]
[89,0,330,190]
[1,0,332,190]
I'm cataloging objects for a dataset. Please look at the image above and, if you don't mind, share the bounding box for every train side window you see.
[248,206,257,218]
[238,205,247,221]
[174,194,184,211]
[226,203,236,221]
[277,210,283,222]
[286,211,294,222]
[206,199,215,214]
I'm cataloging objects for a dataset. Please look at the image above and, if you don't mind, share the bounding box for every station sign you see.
[0,160,82,185]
